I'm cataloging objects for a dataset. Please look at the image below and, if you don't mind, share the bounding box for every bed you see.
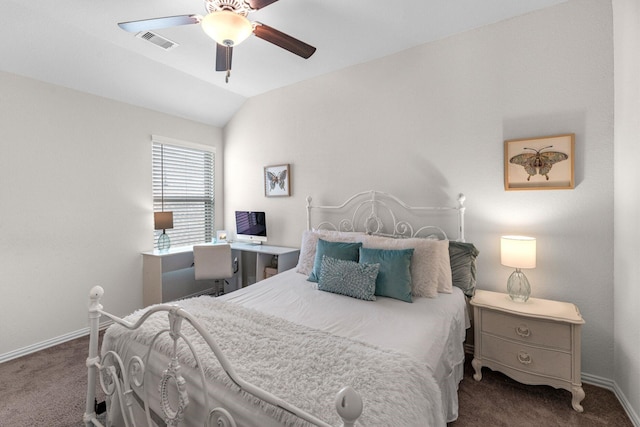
[84,190,479,427]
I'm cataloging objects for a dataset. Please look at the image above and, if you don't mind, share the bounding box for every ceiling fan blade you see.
[249,0,280,10]
[216,44,233,72]
[118,15,201,33]
[253,24,316,59]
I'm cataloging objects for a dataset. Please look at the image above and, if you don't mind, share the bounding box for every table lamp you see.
[154,211,173,251]
[501,235,536,302]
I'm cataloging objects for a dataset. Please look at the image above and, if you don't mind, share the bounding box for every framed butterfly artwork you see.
[504,134,575,191]
[264,164,291,197]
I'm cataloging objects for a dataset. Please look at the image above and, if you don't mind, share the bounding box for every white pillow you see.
[360,235,452,298]
[295,229,364,276]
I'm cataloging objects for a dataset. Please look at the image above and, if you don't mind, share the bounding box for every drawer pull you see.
[517,351,532,365]
[515,325,531,338]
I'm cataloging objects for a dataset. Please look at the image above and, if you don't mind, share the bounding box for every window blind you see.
[152,141,215,248]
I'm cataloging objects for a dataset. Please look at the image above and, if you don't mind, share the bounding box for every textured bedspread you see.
[104,296,446,426]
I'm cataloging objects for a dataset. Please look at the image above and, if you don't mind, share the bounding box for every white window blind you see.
[152,140,215,248]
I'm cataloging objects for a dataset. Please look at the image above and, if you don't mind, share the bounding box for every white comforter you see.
[103,269,469,426]
[221,269,469,374]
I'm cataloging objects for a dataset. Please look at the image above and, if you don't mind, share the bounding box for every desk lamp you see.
[154,211,173,251]
[501,235,536,302]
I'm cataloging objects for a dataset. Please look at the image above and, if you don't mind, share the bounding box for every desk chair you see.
[193,244,235,296]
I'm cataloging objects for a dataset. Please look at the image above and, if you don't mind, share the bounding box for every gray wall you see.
[224,0,616,382]
[0,71,223,357]
[613,0,640,421]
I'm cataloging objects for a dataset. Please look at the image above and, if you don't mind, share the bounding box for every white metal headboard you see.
[306,190,466,242]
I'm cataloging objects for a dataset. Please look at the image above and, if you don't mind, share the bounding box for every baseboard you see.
[582,373,640,427]
[0,321,112,364]
[465,344,638,426]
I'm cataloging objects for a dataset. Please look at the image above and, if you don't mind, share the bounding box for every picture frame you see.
[264,164,291,197]
[504,134,575,191]
[216,230,228,243]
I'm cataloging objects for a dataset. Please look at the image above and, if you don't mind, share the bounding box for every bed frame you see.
[83,287,363,427]
[84,191,466,427]
[307,190,466,241]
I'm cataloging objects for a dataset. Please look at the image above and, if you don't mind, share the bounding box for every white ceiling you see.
[1,0,567,127]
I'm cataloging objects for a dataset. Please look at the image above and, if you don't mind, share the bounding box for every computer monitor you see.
[235,211,267,244]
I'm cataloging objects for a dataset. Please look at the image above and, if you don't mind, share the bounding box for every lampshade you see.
[154,211,174,230]
[201,11,253,46]
[501,236,536,269]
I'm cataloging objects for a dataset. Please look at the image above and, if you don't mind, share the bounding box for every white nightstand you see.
[470,289,585,412]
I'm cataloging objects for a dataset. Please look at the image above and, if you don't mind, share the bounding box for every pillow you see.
[317,256,379,301]
[434,240,454,294]
[296,229,364,276]
[308,239,363,282]
[359,247,413,303]
[449,241,480,297]
[360,235,452,298]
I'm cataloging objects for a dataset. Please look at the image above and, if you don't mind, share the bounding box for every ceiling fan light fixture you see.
[201,10,253,46]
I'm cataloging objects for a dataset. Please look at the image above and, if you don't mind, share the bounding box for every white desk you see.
[142,242,300,306]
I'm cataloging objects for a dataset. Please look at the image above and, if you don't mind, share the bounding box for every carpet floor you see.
[451,357,633,427]
[0,335,633,426]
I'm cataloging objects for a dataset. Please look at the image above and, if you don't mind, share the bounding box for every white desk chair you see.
[193,244,234,296]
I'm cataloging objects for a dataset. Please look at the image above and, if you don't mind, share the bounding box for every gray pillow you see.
[317,256,379,301]
[449,242,479,297]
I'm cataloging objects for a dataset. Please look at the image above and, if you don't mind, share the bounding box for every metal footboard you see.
[83,286,363,427]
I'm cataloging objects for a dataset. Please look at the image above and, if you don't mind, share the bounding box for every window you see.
[152,138,215,248]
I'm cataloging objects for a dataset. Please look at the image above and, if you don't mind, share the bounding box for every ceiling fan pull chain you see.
[225,46,231,83]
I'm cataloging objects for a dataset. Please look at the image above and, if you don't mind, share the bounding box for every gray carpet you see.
[0,335,105,426]
[452,358,634,427]
[0,334,633,426]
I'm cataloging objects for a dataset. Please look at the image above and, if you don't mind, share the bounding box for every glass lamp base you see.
[507,268,531,302]
[158,231,171,251]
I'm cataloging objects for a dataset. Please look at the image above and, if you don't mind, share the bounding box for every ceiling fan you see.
[118,0,316,83]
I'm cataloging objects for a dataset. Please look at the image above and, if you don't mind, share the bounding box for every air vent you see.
[136,31,178,51]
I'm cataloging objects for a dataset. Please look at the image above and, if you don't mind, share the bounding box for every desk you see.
[142,243,300,306]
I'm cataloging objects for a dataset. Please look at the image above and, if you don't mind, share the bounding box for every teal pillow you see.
[308,239,363,282]
[359,247,414,303]
[449,242,479,297]
[317,256,379,301]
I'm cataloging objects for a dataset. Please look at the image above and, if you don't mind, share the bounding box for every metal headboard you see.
[306,190,466,242]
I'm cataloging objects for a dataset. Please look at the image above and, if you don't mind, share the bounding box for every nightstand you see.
[470,289,585,412]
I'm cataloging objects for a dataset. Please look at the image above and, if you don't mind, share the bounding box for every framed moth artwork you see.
[264,164,291,197]
[504,134,575,191]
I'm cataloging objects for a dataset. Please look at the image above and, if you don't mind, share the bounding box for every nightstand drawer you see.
[482,334,572,380]
[482,310,571,350]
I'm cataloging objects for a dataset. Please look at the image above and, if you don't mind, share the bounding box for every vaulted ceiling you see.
[1,0,567,127]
